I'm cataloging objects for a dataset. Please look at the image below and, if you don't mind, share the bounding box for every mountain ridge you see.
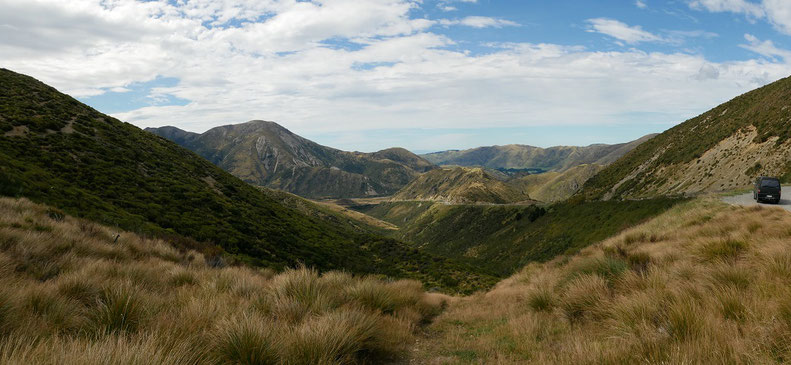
[147,122,436,199]
[391,167,532,204]
[391,163,605,205]
[422,134,657,172]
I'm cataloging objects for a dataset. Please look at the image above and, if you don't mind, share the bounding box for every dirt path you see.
[721,186,791,212]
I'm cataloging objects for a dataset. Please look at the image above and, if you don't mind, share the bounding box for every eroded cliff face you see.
[581,74,791,201]
[602,126,791,199]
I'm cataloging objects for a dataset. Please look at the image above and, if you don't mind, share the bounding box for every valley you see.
[0,68,497,294]
[6,1,791,363]
[315,194,680,277]
[2,51,791,365]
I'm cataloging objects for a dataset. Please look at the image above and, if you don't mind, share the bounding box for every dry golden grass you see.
[0,197,449,364]
[412,198,791,364]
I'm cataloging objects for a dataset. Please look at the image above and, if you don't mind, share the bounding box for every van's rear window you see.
[762,179,781,188]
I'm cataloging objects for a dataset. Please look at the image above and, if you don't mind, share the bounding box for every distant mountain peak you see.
[148,121,436,199]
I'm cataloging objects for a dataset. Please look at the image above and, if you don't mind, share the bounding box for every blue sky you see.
[3,0,791,152]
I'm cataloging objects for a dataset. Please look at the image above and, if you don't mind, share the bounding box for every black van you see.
[754,176,781,204]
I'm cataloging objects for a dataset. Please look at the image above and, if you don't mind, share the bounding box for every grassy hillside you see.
[511,163,605,203]
[581,75,791,200]
[422,134,654,172]
[391,167,531,204]
[391,164,601,205]
[355,198,680,276]
[147,123,435,199]
[0,197,449,364]
[412,199,791,363]
[259,188,398,236]
[0,68,495,293]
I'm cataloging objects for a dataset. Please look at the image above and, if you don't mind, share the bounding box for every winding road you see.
[721,186,791,212]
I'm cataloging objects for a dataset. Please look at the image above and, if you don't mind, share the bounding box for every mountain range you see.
[149,122,652,203]
[421,134,656,172]
[146,122,435,199]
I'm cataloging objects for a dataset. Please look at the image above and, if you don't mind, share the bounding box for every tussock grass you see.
[699,238,749,261]
[413,198,791,363]
[212,314,279,364]
[561,275,609,321]
[0,197,448,364]
[525,287,555,312]
[93,283,148,335]
[566,256,628,285]
[286,308,384,364]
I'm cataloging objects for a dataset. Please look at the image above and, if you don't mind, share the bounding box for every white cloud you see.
[0,0,790,151]
[437,0,476,11]
[688,0,765,18]
[689,0,791,35]
[439,16,519,28]
[586,18,664,44]
[695,63,721,80]
[763,0,791,34]
[636,0,648,9]
[741,33,791,60]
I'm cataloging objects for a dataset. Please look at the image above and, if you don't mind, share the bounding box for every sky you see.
[2,0,791,153]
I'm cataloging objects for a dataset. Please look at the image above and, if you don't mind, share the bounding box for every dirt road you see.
[721,186,791,212]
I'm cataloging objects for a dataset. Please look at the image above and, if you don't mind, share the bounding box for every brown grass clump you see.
[0,197,447,364]
[412,198,791,364]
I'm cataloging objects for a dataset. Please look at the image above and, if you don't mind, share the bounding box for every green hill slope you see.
[355,198,680,276]
[0,68,495,293]
[581,75,791,200]
[391,167,531,204]
[392,164,604,205]
[421,134,655,172]
[512,163,605,203]
[146,123,435,199]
